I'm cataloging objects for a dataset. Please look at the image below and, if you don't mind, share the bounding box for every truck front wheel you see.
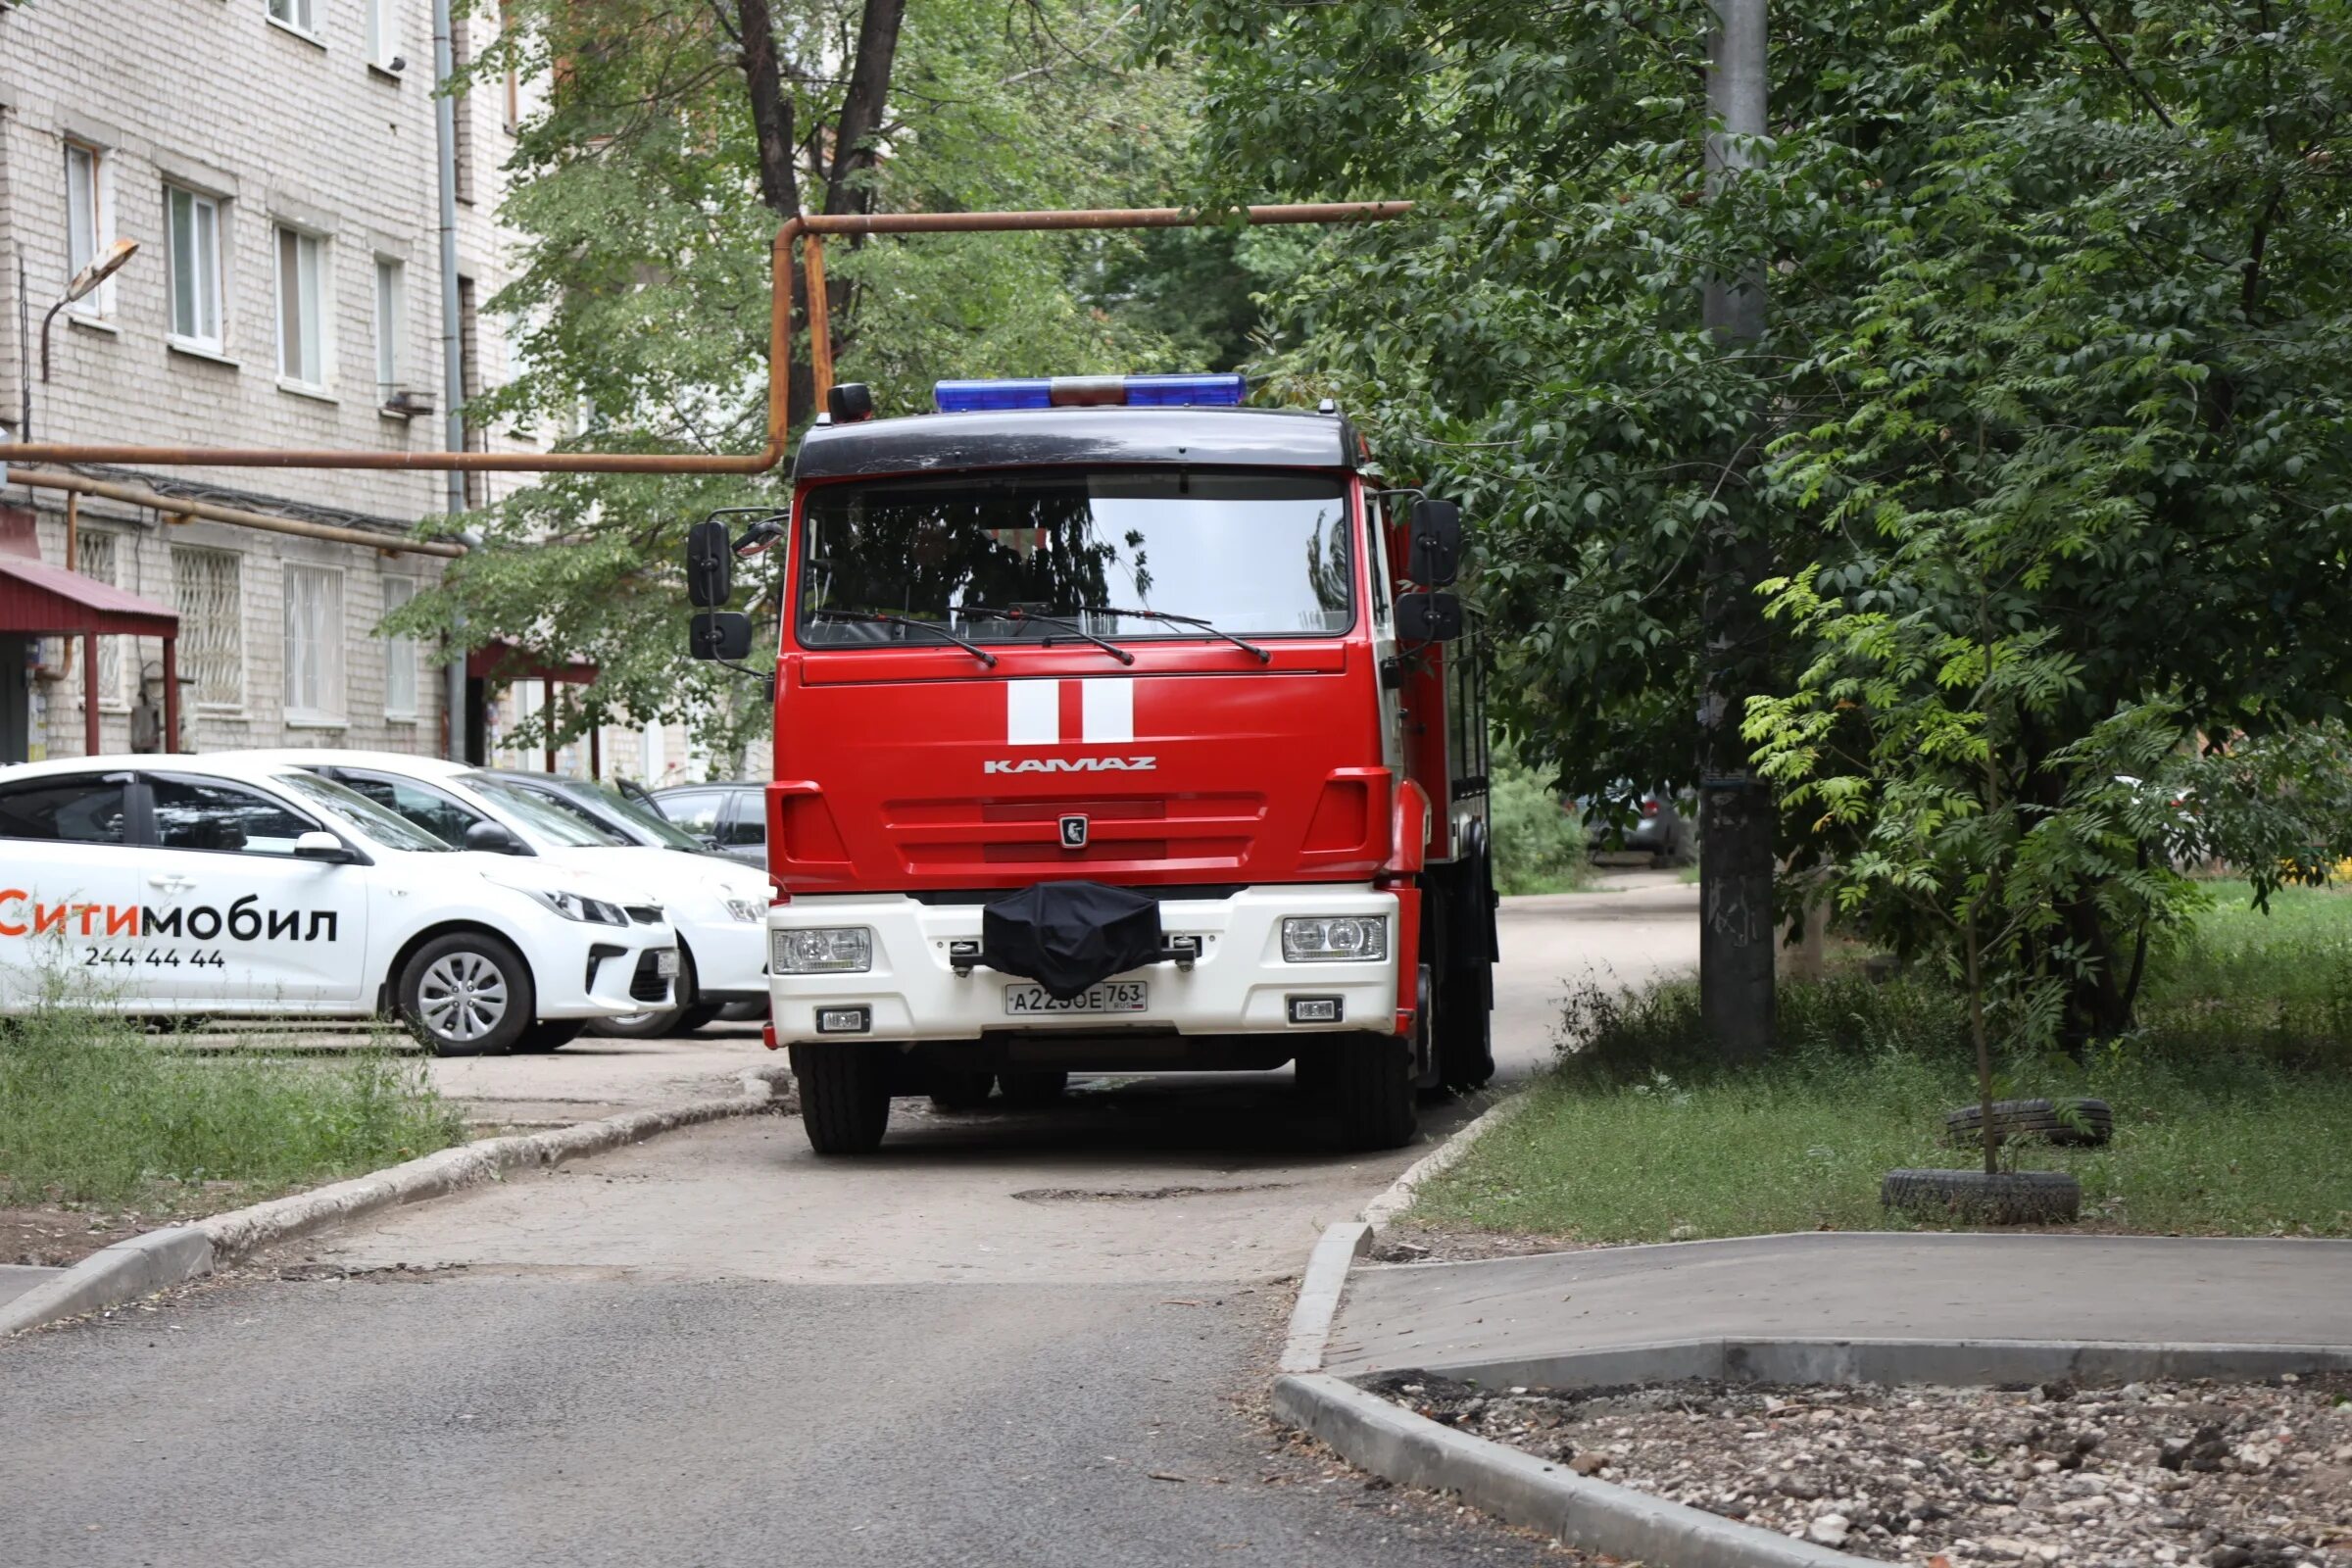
[791,1042,893,1154]
[1323,1035,1419,1151]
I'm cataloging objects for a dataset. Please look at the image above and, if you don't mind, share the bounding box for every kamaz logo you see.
[983,756,1157,775]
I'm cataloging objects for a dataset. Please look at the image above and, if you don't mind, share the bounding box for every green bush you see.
[1490,738,1591,895]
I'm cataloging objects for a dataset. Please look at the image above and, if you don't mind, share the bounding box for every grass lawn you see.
[0,1004,466,1214]
[1413,884,2352,1245]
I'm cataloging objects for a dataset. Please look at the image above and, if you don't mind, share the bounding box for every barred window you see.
[76,531,123,708]
[172,547,245,709]
[284,564,345,721]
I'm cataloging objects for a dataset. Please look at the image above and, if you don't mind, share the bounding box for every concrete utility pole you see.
[1697,0,1777,1061]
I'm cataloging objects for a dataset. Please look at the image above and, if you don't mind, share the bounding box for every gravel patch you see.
[1373,1373,2352,1566]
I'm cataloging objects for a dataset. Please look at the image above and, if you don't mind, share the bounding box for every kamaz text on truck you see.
[685,370,1495,1154]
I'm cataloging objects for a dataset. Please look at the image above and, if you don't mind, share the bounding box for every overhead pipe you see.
[1,202,1413,475]
[8,467,468,557]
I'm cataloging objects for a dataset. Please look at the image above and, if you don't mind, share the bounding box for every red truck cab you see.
[690,373,1494,1152]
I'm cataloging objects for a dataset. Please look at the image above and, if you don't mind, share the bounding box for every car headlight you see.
[722,897,767,923]
[773,926,871,973]
[1282,915,1389,963]
[523,887,628,926]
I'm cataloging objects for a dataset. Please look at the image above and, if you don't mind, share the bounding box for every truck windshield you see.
[797,468,1352,649]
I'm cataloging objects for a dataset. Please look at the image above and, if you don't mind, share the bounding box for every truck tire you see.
[1436,961,1495,1092]
[928,1066,995,1111]
[1329,1036,1419,1151]
[791,1042,893,1154]
[999,1069,1070,1108]
[398,932,534,1057]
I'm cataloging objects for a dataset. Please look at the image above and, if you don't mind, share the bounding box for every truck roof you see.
[792,405,1360,483]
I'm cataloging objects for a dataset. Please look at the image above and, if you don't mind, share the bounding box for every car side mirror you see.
[294,831,355,862]
[1396,591,1464,642]
[463,819,529,856]
[686,518,733,609]
[1407,498,1463,587]
[691,612,754,662]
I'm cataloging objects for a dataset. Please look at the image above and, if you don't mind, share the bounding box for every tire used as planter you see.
[1945,1097,2114,1149]
[1882,1168,2082,1225]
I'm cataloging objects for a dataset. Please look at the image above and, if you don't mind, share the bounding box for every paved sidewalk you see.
[1322,1232,2352,1376]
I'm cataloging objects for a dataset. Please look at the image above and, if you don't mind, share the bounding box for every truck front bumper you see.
[767,886,1399,1046]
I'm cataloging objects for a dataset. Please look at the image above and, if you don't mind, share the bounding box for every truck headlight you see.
[1282,915,1388,963]
[524,888,628,926]
[773,926,872,973]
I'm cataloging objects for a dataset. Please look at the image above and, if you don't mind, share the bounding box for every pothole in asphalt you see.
[1010,1182,1298,1203]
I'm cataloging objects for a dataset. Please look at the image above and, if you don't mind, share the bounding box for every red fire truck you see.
[685,370,1494,1153]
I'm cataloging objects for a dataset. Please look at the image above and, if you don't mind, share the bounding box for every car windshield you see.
[271,770,456,854]
[462,775,632,848]
[557,780,711,852]
[797,467,1353,649]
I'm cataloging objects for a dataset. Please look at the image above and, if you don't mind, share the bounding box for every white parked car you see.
[219,751,769,1037]
[0,756,679,1056]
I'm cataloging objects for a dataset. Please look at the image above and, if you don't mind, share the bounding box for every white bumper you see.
[534,923,680,1019]
[767,885,1398,1045]
[681,913,769,999]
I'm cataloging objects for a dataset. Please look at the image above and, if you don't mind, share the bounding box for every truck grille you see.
[887,794,1263,874]
[630,951,671,1004]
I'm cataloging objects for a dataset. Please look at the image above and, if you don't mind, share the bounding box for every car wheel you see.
[514,1019,584,1054]
[1325,1035,1419,1151]
[587,948,699,1040]
[928,1065,995,1111]
[791,1042,892,1154]
[400,933,534,1057]
[997,1069,1069,1108]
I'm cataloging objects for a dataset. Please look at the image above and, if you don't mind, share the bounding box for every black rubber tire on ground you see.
[1328,1036,1420,1151]
[586,948,700,1040]
[791,1042,893,1154]
[998,1069,1070,1108]
[928,1066,996,1111]
[513,1019,585,1054]
[1881,1168,2082,1224]
[1436,961,1495,1093]
[397,931,536,1057]
[1944,1098,2114,1148]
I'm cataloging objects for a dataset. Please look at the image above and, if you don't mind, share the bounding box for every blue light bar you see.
[1120,372,1248,407]
[932,372,1249,413]
[934,378,1053,413]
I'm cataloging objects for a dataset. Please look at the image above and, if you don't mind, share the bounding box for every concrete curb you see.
[1281,1221,1371,1373]
[0,1062,793,1340]
[1360,1089,1530,1234]
[1273,1371,1871,1568]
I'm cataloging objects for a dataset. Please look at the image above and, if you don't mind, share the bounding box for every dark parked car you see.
[1581,784,1694,866]
[650,781,766,869]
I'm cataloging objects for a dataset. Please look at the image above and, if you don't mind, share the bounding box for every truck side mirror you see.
[1407,499,1463,587]
[691,611,754,662]
[686,518,733,608]
[1396,591,1463,643]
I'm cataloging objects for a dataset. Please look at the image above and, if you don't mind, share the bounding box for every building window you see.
[65,141,116,316]
[76,532,125,709]
[381,576,419,717]
[172,547,245,710]
[269,0,318,35]
[284,564,346,721]
[373,259,405,407]
[275,225,329,388]
[166,186,224,351]
[365,0,396,64]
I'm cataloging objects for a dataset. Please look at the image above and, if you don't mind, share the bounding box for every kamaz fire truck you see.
[685,370,1494,1154]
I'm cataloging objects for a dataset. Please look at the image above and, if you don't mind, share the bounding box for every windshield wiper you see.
[954,604,1136,666]
[1072,605,1271,663]
[807,608,1000,667]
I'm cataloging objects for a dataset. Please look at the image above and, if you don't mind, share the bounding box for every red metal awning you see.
[0,554,179,638]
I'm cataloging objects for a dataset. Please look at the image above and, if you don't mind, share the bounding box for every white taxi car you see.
[0,756,678,1056]
[219,751,768,1037]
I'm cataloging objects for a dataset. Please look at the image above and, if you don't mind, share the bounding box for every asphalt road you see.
[0,876,1698,1568]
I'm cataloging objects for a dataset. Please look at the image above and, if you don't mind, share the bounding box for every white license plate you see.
[1004,981,1148,1016]
[655,950,681,977]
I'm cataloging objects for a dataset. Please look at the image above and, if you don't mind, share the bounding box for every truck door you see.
[1367,495,1406,774]
[138,773,369,1004]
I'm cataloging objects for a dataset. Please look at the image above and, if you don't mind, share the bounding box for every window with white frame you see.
[166,186,224,351]
[76,531,125,709]
[65,141,114,316]
[172,547,245,709]
[269,0,318,35]
[373,258,405,406]
[284,564,346,721]
[275,225,328,388]
[365,0,397,64]
[380,576,419,716]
